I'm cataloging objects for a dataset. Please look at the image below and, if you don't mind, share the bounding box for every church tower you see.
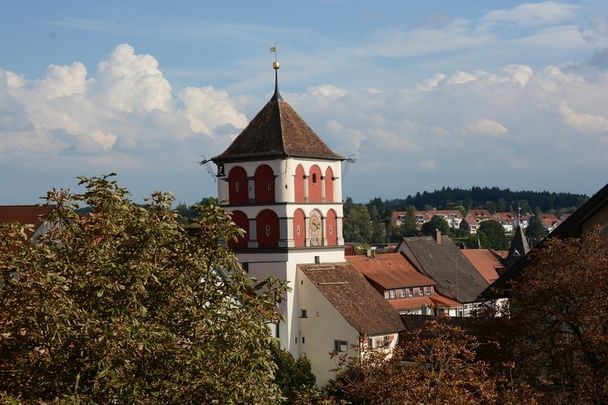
[211,58,345,354]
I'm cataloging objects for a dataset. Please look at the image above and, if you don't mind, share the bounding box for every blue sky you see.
[1,1,607,204]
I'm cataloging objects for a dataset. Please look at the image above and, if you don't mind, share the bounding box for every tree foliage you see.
[327,318,534,404]
[0,175,285,404]
[270,344,321,404]
[421,215,450,236]
[486,228,608,404]
[525,212,546,247]
[343,205,373,243]
[477,219,510,250]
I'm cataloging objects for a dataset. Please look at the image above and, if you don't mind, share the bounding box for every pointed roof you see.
[212,92,343,163]
[504,225,530,266]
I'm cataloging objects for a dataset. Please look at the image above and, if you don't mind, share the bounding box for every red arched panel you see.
[255,165,275,204]
[293,209,306,247]
[256,209,279,247]
[325,167,334,203]
[326,209,337,246]
[228,166,248,205]
[308,165,322,203]
[294,165,305,203]
[228,210,249,249]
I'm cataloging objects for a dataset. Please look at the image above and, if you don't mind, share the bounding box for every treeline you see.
[382,186,587,213]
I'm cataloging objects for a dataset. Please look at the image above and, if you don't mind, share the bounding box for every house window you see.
[413,287,421,297]
[400,289,405,298]
[384,291,389,299]
[241,263,249,273]
[389,290,395,299]
[334,340,348,352]
[312,173,318,183]
[301,309,308,318]
[302,337,305,344]
[424,286,431,296]
[406,288,412,297]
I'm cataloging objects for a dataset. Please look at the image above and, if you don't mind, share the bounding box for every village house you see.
[347,253,461,316]
[396,231,490,317]
[297,262,404,385]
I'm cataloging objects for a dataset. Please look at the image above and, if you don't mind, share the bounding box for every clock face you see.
[308,211,322,246]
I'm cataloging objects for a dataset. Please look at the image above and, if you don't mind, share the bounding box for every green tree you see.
[421,215,450,236]
[0,175,285,404]
[399,205,419,237]
[343,205,373,243]
[525,211,546,247]
[477,220,509,250]
[271,344,319,404]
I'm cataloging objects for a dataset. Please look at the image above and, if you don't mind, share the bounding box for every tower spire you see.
[270,43,282,101]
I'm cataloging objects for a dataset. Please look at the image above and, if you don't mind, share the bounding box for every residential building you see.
[298,262,404,385]
[347,253,461,316]
[396,231,489,316]
[460,249,505,284]
[460,214,480,234]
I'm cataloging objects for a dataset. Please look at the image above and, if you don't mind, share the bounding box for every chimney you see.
[433,229,442,245]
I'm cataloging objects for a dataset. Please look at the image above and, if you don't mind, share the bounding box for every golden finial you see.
[270,42,280,70]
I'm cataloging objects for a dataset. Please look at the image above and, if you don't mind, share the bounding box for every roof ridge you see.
[277,100,287,154]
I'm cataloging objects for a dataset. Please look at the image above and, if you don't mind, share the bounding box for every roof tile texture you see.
[347,253,435,289]
[299,262,404,335]
[213,99,342,162]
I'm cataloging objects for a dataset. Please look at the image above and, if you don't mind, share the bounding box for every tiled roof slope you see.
[396,236,489,303]
[299,262,404,336]
[0,205,54,237]
[347,253,435,289]
[212,98,343,163]
[461,249,504,284]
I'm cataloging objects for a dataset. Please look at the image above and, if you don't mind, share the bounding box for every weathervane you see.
[270,42,282,100]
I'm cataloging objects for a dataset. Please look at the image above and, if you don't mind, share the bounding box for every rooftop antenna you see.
[270,42,282,101]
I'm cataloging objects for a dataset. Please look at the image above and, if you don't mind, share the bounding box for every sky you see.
[1,0,607,205]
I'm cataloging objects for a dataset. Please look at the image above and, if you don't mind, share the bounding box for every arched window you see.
[256,209,279,247]
[293,209,306,247]
[325,167,334,203]
[294,164,305,203]
[326,209,337,246]
[308,165,322,203]
[228,210,249,249]
[228,166,248,205]
[255,165,275,204]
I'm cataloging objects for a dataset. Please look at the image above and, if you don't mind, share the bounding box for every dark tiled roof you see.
[347,253,436,289]
[212,98,343,163]
[482,183,608,299]
[0,205,54,238]
[396,236,489,303]
[299,262,404,335]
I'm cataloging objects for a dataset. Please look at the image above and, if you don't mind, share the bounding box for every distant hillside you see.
[383,186,588,213]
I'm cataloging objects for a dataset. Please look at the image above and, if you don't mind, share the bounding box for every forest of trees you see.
[388,186,588,212]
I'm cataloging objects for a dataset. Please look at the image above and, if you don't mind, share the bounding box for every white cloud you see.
[465,119,509,138]
[0,44,247,159]
[480,1,578,29]
[417,73,446,91]
[179,86,247,135]
[306,84,347,98]
[560,102,608,134]
[96,44,173,113]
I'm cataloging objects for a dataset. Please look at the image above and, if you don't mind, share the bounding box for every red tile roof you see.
[0,205,54,237]
[299,262,405,335]
[460,249,504,284]
[347,253,435,289]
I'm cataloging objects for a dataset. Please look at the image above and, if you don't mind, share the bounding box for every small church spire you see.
[270,43,282,101]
